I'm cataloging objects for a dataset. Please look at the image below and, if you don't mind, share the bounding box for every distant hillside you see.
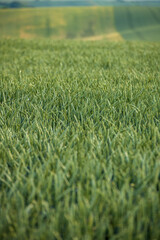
[115,6,160,41]
[0,6,160,41]
[1,1,160,8]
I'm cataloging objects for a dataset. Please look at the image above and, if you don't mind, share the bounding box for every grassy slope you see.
[0,39,160,240]
[0,7,118,40]
[1,1,160,8]
[114,6,160,41]
[0,6,160,41]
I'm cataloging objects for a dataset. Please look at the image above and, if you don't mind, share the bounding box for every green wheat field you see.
[0,5,160,240]
[0,6,160,41]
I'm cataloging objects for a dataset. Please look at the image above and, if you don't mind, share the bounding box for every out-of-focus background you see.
[0,0,160,41]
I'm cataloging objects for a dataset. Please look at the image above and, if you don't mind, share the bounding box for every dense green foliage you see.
[0,39,160,239]
[0,6,160,41]
[114,6,160,41]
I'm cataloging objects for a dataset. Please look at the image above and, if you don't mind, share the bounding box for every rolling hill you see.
[1,1,160,8]
[0,6,160,41]
[114,6,160,41]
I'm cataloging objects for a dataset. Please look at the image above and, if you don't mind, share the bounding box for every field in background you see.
[115,6,160,41]
[0,7,120,41]
[0,6,160,41]
[0,39,160,239]
[1,0,160,8]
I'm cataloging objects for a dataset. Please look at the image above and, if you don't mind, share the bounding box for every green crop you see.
[0,39,160,240]
[114,6,160,41]
[0,7,116,40]
[0,6,160,41]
